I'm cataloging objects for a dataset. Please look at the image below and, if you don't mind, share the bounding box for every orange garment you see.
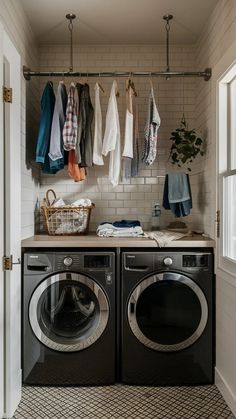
[68,150,86,182]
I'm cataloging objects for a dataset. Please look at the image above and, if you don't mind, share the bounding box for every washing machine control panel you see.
[154,252,211,271]
[55,254,81,270]
[183,255,208,267]
[84,255,111,268]
[163,257,173,266]
[63,256,73,267]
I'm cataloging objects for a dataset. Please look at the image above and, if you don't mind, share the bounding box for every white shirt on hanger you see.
[48,81,67,161]
[122,84,133,158]
[93,83,104,165]
[102,80,121,186]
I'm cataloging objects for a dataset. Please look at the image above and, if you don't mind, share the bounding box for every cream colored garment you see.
[93,83,104,165]
[102,81,121,186]
[144,230,189,247]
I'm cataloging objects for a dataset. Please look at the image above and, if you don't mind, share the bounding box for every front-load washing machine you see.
[23,251,115,385]
[121,250,214,385]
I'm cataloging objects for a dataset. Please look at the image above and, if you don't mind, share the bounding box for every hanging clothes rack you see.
[23,14,211,82]
[23,67,211,81]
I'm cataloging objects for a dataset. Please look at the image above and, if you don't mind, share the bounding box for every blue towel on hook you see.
[168,173,190,203]
[163,173,192,217]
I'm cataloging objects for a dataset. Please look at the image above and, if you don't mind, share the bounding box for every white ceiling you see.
[21,0,219,45]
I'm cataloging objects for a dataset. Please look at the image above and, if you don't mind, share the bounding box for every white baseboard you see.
[215,367,236,417]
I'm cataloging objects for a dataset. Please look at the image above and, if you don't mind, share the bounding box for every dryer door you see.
[29,272,109,352]
[128,272,208,352]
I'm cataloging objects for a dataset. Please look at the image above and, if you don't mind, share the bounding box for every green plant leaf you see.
[196,137,202,145]
[169,117,204,170]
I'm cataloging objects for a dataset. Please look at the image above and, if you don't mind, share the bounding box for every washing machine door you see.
[128,272,208,352]
[29,272,109,352]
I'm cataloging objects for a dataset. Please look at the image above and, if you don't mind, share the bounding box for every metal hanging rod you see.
[163,14,173,73]
[23,66,211,81]
[23,13,212,82]
[66,13,76,72]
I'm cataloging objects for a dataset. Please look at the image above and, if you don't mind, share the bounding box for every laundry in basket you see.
[42,189,95,235]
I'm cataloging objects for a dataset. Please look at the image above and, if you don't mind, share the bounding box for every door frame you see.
[213,38,236,416]
[214,40,236,283]
[0,24,22,419]
[0,21,4,419]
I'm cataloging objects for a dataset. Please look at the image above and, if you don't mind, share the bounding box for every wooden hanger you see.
[77,72,84,85]
[115,82,120,98]
[126,76,137,97]
[98,82,104,93]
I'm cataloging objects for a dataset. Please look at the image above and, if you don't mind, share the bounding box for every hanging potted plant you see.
[169,115,204,171]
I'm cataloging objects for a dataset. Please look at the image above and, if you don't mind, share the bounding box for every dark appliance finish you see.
[23,251,116,386]
[121,250,214,386]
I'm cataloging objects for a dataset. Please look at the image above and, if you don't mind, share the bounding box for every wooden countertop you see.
[21,233,215,248]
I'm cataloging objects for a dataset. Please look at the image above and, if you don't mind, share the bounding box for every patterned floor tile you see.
[13,384,235,419]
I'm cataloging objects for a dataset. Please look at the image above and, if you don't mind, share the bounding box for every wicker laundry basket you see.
[42,189,95,236]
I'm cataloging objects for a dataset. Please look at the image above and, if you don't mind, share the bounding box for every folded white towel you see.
[144,230,190,247]
[97,223,134,232]
[97,225,144,237]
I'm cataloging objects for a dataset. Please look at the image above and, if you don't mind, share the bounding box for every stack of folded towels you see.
[97,220,144,237]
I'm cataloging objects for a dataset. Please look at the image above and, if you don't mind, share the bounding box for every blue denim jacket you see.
[35,82,55,166]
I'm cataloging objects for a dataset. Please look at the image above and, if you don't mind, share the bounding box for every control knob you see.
[163,257,173,266]
[63,257,73,267]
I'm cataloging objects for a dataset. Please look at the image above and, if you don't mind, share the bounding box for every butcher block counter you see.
[21,234,215,248]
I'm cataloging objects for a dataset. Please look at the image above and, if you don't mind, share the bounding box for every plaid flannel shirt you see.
[63,83,78,150]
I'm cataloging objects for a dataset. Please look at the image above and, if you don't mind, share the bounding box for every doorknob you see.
[12,257,21,265]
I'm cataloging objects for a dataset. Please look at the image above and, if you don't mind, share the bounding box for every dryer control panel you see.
[183,254,208,268]
[84,254,111,269]
[153,251,213,273]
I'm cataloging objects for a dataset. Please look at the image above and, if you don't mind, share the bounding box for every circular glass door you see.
[29,272,109,352]
[128,272,208,352]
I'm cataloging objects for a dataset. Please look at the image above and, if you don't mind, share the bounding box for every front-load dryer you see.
[23,251,116,385]
[121,250,214,386]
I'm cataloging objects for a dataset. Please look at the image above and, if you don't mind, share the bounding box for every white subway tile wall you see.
[196,1,236,414]
[195,0,236,239]
[38,43,208,232]
[0,0,40,239]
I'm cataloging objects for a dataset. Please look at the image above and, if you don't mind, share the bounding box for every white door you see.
[0,22,4,419]
[0,25,22,418]
[215,48,236,415]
